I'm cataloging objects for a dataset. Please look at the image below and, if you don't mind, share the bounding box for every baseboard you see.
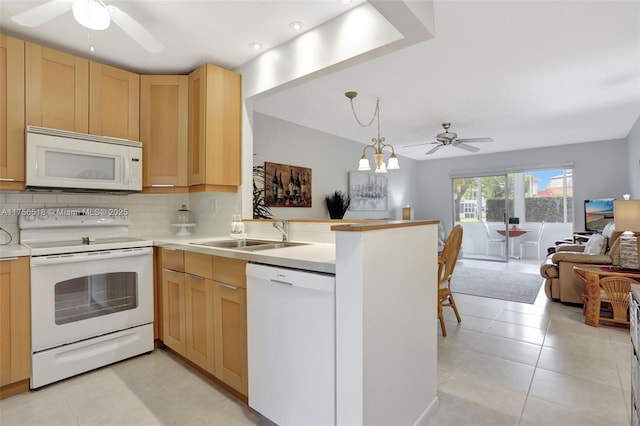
[414,395,439,426]
[0,379,29,400]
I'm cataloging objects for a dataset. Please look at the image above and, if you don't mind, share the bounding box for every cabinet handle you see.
[186,273,205,280]
[163,268,179,273]
[151,184,175,187]
[216,282,238,290]
[0,257,19,262]
[0,178,15,181]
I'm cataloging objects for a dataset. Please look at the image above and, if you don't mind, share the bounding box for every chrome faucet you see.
[273,219,289,242]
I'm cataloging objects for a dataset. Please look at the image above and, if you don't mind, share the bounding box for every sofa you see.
[540,223,623,304]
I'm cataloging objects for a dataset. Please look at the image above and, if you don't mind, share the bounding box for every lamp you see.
[614,199,640,269]
[345,91,399,173]
[615,200,640,235]
[72,0,111,31]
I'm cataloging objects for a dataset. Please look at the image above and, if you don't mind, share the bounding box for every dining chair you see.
[483,222,505,257]
[438,225,463,336]
[520,221,545,260]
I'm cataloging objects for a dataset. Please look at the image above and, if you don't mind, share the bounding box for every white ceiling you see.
[2,0,639,162]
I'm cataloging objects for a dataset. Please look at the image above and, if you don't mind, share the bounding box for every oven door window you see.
[55,272,138,325]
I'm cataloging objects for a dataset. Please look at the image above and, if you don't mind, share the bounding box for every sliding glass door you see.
[452,167,573,262]
[453,174,512,262]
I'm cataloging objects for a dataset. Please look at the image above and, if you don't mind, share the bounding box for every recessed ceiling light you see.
[289,21,303,31]
[339,0,353,4]
[250,42,262,50]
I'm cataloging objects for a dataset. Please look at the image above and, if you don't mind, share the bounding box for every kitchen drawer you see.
[161,248,184,272]
[185,251,213,279]
[212,256,247,288]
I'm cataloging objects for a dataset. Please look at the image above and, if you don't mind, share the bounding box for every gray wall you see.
[253,113,421,220]
[628,115,640,198]
[254,112,634,233]
[416,138,630,234]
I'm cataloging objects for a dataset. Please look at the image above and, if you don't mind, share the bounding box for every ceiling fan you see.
[403,123,493,155]
[11,0,164,53]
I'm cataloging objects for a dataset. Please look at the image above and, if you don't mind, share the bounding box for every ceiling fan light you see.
[387,153,400,170]
[358,155,371,171]
[73,0,110,31]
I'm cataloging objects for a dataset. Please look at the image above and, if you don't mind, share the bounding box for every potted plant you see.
[325,190,350,219]
[253,165,274,219]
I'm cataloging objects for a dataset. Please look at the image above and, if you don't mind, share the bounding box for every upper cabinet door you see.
[89,62,139,141]
[140,75,188,191]
[0,34,25,190]
[25,42,89,133]
[188,64,242,192]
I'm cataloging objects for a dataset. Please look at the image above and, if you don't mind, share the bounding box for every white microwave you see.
[25,126,142,193]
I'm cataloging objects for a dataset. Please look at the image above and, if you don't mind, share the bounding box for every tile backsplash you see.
[0,190,241,244]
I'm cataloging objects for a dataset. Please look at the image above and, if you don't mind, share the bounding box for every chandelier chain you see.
[349,98,379,129]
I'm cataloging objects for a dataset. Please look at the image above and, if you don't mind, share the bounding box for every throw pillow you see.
[584,233,606,255]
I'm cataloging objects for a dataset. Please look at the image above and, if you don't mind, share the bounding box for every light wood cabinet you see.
[25,42,89,133]
[89,62,139,140]
[212,256,247,395]
[0,35,25,191]
[159,248,248,397]
[161,267,186,357]
[184,274,215,372]
[188,64,242,193]
[0,257,30,399]
[213,281,247,395]
[140,75,188,193]
[25,42,140,141]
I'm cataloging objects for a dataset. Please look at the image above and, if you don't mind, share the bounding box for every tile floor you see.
[429,258,631,426]
[0,259,632,426]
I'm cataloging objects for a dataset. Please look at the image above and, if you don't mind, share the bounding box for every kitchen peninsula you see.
[156,219,439,425]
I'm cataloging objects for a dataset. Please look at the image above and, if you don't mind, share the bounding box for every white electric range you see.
[19,207,154,389]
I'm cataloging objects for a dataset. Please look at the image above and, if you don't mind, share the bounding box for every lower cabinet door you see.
[184,275,215,372]
[162,269,186,356]
[213,281,247,396]
[0,257,30,387]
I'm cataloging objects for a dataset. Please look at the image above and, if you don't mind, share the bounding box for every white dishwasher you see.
[246,263,335,426]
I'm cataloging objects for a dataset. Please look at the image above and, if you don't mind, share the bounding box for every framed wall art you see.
[264,162,312,207]
[348,172,388,211]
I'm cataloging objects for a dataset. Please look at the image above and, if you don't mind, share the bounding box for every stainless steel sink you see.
[190,239,308,251]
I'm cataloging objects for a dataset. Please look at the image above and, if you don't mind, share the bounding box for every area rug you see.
[450,265,544,304]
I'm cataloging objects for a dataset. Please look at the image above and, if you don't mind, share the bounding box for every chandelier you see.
[345,91,399,173]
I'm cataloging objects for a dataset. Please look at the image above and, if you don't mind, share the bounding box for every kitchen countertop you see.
[153,235,336,274]
[0,244,31,259]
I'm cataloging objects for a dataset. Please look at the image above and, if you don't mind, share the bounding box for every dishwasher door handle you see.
[270,279,293,286]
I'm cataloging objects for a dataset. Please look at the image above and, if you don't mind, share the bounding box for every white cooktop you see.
[19,207,152,256]
[24,237,153,256]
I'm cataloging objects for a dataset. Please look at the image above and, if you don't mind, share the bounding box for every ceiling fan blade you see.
[454,143,480,153]
[106,5,164,53]
[426,145,443,155]
[11,0,73,27]
[455,137,493,143]
[402,141,438,148]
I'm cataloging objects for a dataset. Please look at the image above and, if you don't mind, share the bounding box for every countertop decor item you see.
[325,191,350,219]
[171,204,196,236]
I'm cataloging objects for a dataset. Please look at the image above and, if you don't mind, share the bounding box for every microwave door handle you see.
[123,156,130,184]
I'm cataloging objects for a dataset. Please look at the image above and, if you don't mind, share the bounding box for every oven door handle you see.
[31,246,153,266]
